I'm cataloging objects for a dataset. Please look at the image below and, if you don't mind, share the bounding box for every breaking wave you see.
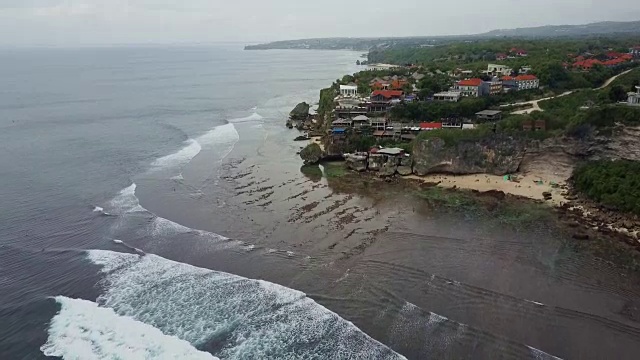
[107,184,146,215]
[228,112,264,123]
[149,123,239,172]
[41,296,217,360]
[151,138,202,170]
[87,250,405,359]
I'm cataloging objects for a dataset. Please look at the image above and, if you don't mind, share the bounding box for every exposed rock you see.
[480,190,506,201]
[345,154,367,172]
[368,154,385,172]
[397,166,413,176]
[294,135,310,141]
[379,159,397,177]
[299,143,323,165]
[542,192,553,200]
[412,135,529,176]
[289,102,310,121]
[572,233,590,240]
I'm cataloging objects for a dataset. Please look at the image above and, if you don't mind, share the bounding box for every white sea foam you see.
[149,217,230,244]
[108,184,146,215]
[528,346,564,360]
[93,206,104,213]
[151,138,202,170]
[41,296,218,360]
[87,250,405,359]
[228,112,264,123]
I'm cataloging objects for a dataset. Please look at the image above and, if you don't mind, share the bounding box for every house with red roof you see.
[419,122,443,131]
[496,53,508,61]
[370,90,404,102]
[514,75,539,91]
[510,48,528,57]
[502,75,539,91]
[573,59,602,71]
[454,78,484,97]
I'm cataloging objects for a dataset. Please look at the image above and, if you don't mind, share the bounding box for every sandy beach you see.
[405,172,569,206]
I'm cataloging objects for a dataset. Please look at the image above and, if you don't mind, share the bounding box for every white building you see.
[433,91,462,102]
[339,85,358,97]
[629,86,640,106]
[487,64,513,77]
[515,75,540,91]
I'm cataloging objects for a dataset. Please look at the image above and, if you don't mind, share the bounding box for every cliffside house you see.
[420,122,443,131]
[331,118,353,129]
[496,53,508,61]
[487,64,512,77]
[433,91,462,102]
[352,115,370,128]
[369,117,387,130]
[454,78,484,97]
[628,86,640,106]
[475,110,502,122]
[339,84,358,97]
[370,90,404,102]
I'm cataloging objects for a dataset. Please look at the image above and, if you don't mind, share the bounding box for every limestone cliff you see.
[412,135,531,176]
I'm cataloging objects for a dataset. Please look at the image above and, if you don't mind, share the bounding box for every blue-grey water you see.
[2,45,640,360]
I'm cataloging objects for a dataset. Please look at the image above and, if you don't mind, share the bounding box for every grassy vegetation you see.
[322,162,349,178]
[415,127,492,146]
[573,160,640,215]
[416,187,554,226]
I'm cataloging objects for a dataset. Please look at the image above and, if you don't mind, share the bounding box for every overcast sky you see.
[1,0,639,46]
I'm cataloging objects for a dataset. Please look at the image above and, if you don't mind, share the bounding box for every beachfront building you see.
[370,90,403,102]
[454,78,484,97]
[433,91,462,102]
[487,64,512,77]
[339,85,358,97]
[628,86,640,106]
[367,63,401,71]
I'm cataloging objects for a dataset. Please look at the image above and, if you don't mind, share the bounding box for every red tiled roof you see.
[457,78,483,87]
[501,76,515,81]
[420,122,443,130]
[515,75,538,81]
[573,59,602,68]
[371,90,403,99]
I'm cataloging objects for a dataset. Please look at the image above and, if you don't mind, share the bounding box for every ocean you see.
[2,45,640,360]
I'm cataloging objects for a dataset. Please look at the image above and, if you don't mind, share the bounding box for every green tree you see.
[609,85,627,102]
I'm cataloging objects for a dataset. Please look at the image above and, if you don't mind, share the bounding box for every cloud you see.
[0,0,637,46]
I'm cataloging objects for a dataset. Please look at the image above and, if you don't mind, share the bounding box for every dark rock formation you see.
[294,135,310,141]
[379,159,398,177]
[299,143,323,165]
[345,154,367,172]
[412,135,530,176]
[367,154,385,172]
[289,102,310,121]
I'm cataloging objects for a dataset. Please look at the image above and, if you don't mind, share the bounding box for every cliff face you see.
[412,135,531,176]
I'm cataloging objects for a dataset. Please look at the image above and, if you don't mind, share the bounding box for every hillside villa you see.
[629,86,640,106]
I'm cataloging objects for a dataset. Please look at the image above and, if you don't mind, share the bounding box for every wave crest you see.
[41,296,218,360]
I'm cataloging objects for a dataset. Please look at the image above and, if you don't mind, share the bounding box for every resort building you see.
[433,91,462,102]
[514,75,540,91]
[628,86,640,106]
[454,78,484,97]
[339,85,358,97]
[630,46,640,58]
[487,64,513,77]
[481,79,504,96]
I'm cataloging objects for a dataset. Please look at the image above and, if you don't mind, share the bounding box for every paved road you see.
[505,69,634,115]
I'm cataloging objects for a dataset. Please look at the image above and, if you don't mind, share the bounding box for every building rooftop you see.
[458,78,483,87]
[371,90,404,98]
[476,110,503,116]
[352,115,369,121]
[377,147,405,156]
